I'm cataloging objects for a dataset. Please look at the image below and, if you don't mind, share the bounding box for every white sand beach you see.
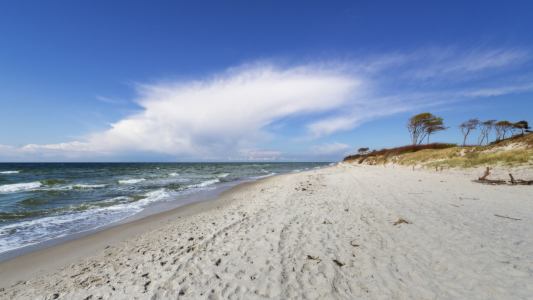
[1,163,532,299]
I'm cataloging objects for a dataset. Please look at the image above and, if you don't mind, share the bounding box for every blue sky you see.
[1,1,532,162]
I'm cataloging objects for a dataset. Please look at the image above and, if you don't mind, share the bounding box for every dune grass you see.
[408,149,533,168]
[344,133,533,169]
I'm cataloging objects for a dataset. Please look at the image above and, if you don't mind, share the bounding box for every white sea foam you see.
[254,172,277,179]
[217,173,229,178]
[169,173,179,176]
[100,196,132,204]
[0,171,20,174]
[76,184,106,188]
[137,189,169,205]
[68,184,106,189]
[291,169,301,173]
[192,179,220,187]
[0,188,175,253]
[0,181,42,193]
[119,178,146,184]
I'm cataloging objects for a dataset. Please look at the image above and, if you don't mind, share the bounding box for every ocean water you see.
[0,162,332,253]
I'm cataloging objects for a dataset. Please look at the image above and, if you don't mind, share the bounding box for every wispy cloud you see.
[2,46,532,161]
[310,142,350,156]
[96,95,126,104]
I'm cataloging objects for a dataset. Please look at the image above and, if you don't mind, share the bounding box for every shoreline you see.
[0,174,283,287]
[2,163,531,299]
[0,163,328,262]
[0,180,240,262]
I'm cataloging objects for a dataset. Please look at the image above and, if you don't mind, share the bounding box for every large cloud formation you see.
[2,47,532,160]
[92,64,360,156]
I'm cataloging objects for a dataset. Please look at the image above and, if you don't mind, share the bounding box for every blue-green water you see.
[0,162,332,253]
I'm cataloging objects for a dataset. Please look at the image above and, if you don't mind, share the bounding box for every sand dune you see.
[1,163,532,299]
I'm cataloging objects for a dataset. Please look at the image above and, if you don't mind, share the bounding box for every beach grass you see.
[348,133,533,169]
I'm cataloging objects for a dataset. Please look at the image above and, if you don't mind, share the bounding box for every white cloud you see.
[7,64,359,159]
[96,96,126,104]
[310,142,350,156]
[4,47,533,161]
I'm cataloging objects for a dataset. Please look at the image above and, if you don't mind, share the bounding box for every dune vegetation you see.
[344,133,533,169]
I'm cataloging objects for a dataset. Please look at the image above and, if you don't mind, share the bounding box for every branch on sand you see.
[393,216,412,225]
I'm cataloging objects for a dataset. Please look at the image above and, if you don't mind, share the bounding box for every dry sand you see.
[1,163,532,299]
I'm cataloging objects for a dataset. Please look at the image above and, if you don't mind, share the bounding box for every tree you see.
[457,118,479,146]
[357,147,369,155]
[478,120,496,145]
[425,117,448,144]
[406,113,446,145]
[495,121,505,141]
[515,121,531,134]
[510,123,522,137]
[406,113,432,145]
[501,121,514,139]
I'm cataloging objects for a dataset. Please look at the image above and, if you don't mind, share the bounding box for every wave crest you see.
[0,182,42,193]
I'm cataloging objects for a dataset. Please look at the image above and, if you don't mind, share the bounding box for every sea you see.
[0,162,332,254]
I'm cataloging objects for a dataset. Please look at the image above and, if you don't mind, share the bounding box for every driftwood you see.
[474,171,533,185]
[473,179,506,185]
[494,214,521,221]
[508,174,533,185]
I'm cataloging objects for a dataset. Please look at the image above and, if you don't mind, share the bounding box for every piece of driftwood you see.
[494,214,521,221]
[479,172,490,181]
[473,179,506,185]
[509,173,533,185]
[478,167,490,180]
[394,216,412,225]
[474,171,532,185]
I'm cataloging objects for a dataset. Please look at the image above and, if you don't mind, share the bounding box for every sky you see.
[1,0,532,162]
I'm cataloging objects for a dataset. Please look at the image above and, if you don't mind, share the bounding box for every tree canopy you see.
[406,113,447,145]
[457,118,479,146]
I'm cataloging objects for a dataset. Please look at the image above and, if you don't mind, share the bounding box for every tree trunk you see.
[463,134,467,146]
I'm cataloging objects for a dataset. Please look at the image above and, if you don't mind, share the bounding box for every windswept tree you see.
[425,116,448,144]
[510,123,522,137]
[406,113,446,145]
[478,120,496,145]
[515,120,531,134]
[407,113,431,145]
[457,118,479,146]
[357,147,369,155]
[496,121,514,139]
[495,121,505,141]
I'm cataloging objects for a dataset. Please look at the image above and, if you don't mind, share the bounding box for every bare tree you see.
[478,120,496,145]
[457,118,479,146]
